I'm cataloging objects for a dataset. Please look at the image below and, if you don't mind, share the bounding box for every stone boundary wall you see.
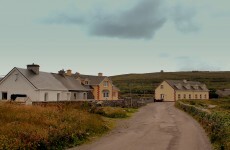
[32,99,155,108]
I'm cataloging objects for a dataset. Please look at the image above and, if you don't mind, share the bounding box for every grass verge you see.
[0,102,111,149]
[92,107,138,118]
[175,100,230,150]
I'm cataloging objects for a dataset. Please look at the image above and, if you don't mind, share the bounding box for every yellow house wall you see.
[175,91,209,101]
[91,78,116,100]
[155,81,175,101]
[98,78,113,100]
[112,90,119,100]
[92,85,99,100]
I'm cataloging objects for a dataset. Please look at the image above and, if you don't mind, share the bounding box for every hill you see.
[110,71,230,98]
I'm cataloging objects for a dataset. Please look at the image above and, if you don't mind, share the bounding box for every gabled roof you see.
[165,80,209,91]
[75,74,108,85]
[52,73,88,91]
[17,68,68,91]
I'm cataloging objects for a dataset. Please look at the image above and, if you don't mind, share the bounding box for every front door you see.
[160,94,164,100]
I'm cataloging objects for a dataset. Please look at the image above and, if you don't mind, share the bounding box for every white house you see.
[0,64,89,102]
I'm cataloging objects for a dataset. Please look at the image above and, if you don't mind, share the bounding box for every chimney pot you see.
[98,73,103,76]
[66,69,72,76]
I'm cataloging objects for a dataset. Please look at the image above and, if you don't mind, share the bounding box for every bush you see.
[176,101,230,150]
[93,107,128,118]
[0,102,110,149]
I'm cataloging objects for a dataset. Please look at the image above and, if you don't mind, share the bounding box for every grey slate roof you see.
[165,80,209,91]
[17,68,68,91]
[76,74,107,85]
[52,73,88,91]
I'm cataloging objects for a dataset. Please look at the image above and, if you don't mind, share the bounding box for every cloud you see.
[171,4,200,33]
[159,53,170,58]
[44,0,167,39]
[89,0,167,39]
[175,56,220,71]
[43,0,201,39]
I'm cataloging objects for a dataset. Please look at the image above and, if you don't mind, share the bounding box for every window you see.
[160,85,164,89]
[189,94,191,99]
[103,90,109,98]
[2,92,7,100]
[200,94,202,99]
[195,94,197,99]
[178,94,181,100]
[44,93,48,101]
[204,94,207,99]
[184,94,186,99]
[57,93,60,101]
[74,93,77,99]
[85,81,89,85]
[83,93,87,100]
[104,81,109,87]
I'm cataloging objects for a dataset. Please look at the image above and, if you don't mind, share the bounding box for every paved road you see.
[72,103,212,150]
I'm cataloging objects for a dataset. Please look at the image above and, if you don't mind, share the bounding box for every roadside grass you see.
[176,99,230,150]
[92,107,138,118]
[0,102,111,150]
[0,102,138,149]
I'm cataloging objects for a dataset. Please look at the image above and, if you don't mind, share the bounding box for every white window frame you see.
[104,81,109,87]
[103,91,109,98]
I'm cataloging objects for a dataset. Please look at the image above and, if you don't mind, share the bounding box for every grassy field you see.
[176,99,230,150]
[0,102,135,150]
[111,71,230,97]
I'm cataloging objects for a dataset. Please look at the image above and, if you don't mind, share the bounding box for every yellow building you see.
[74,72,120,100]
[155,80,209,102]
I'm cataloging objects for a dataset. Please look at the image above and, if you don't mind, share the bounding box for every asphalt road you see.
[72,103,212,150]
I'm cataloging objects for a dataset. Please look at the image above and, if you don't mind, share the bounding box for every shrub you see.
[0,102,110,149]
[93,107,128,118]
[176,101,230,150]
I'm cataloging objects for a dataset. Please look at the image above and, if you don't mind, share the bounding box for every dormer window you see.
[104,81,109,87]
[85,81,89,85]
[193,85,199,90]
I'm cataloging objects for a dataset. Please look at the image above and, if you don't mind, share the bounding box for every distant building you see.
[155,80,209,101]
[74,72,120,100]
[216,89,230,98]
[0,64,89,102]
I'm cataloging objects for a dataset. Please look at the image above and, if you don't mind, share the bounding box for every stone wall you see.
[32,99,155,108]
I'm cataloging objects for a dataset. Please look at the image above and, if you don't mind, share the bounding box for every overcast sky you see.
[0,0,229,76]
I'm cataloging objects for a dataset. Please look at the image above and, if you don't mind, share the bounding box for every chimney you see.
[58,69,65,76]
[66,69,72,76]
[98,73,103,76]
[27,63,40,75]
[75,72,81,78]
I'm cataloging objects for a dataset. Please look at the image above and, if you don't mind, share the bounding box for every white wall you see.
[0,69,71,102]
[70,92,87,101]
[38,91,70,102]
[0,69,38,101]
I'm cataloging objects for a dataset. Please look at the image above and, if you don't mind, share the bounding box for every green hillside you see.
[110,71,230,98]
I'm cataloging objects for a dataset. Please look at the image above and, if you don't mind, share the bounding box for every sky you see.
[0,0,229,76]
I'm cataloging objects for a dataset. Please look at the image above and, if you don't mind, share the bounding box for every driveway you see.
[71,103,212,150]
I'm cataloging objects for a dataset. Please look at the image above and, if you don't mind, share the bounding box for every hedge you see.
[175,101,230,150]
